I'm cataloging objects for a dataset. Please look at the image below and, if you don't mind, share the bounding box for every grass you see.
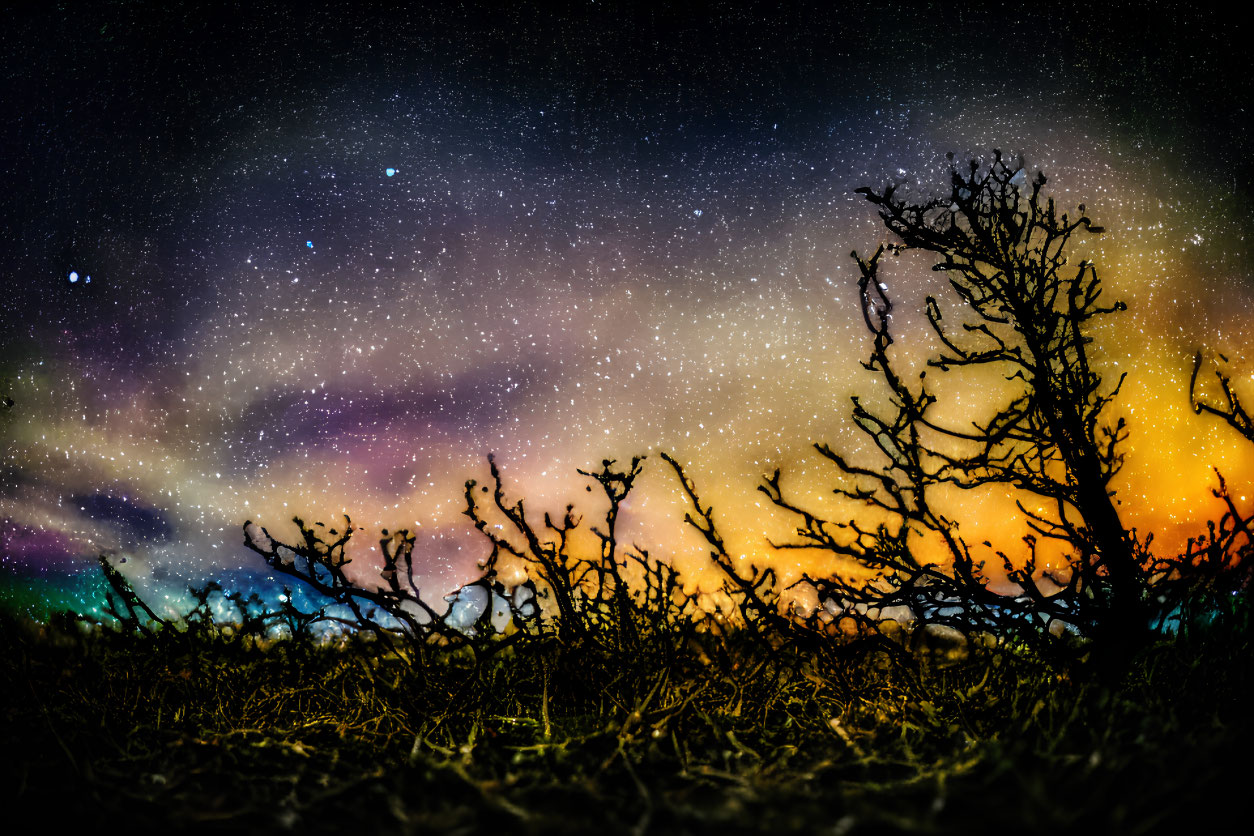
[3,595,1250,835]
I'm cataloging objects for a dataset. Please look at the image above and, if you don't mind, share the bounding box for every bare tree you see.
[661,452,787,638]
[242,515,486,663]
[1173,352,1254,628]
[764,152,1148,648]
[464,453,782,644]
[238,453,769,662]
[98,554,169,636]
[461,454,658,646]
[1190,352,1254,443]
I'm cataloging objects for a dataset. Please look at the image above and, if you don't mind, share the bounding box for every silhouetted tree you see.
[464,453,783,643]
[764,152,1148,649]
[242,514,485,664]
[1190,352,1254,443]
[239,453,776,665]
[661,452,787,638]
[1170,351,1254,627]
[462,454,655,645]
[98,554,169,636]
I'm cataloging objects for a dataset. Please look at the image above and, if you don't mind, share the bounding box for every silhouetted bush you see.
[763,152,1247,659]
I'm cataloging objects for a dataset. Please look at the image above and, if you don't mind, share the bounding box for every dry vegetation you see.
[3,576,1249,834]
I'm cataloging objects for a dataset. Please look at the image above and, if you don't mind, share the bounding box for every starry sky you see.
[2,0,1253,619]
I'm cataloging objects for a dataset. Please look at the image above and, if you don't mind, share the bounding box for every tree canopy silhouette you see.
[764,151,1148,648]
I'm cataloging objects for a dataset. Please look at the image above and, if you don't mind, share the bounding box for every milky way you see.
[2,1,1252,619]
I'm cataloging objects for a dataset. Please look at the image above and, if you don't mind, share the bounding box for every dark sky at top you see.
[4,2,1249,344]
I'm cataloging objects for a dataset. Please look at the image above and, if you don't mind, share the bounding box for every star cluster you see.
[2,1,1252,618]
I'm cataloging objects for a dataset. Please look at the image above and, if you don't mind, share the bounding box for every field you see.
[4,594,1250,835]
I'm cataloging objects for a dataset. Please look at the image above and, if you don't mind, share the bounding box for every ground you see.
[3,607,1249,834]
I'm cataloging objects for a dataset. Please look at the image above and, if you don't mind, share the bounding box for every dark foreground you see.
[2,607,1250,836]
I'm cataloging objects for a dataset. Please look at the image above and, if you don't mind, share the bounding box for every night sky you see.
[2,1,1252,619]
